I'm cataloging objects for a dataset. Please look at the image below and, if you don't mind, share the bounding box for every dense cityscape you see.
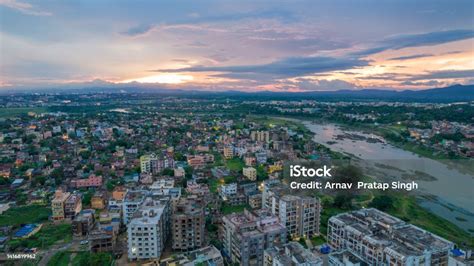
[1,0,473,265]
[0,93,472,265]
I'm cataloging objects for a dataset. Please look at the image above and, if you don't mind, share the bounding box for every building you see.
[223,146,234,159]
[174,167,185,177]
[160,245,224,266]
[171,197,205,251]
[244,156,256,166]
[222,209,287,266]
[187,155,205,168]
[89,226,117,253]
[448,249,473,266]
[327,208,454,265]
[51,189,71,221]
[112,186,126,201]
[248,193,262,209]
[64,193,82,220]
[251,131,270,143]
[263,181,321,238]
[123,190,146,224]
[140,153,175,174]
[140,154,156,174]
[72,209,95,238]
[243,167,257,181]
[328,249,368,266]
[218,183,237,199]
[91,192,106,210]
[279,195,320,239]
[70,174,102,188]
[264,242,323,266]
[218,183,246,206]
[127,197,171,261]
[150,178,181,201]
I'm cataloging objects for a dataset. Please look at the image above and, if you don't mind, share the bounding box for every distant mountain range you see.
[286,84,474,101]
[213,84,474,102]
[2,84,473,102]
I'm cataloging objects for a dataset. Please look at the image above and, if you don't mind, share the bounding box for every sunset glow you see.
[0,0,473,91]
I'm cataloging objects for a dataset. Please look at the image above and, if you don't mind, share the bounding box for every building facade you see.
[171,197,205,251]
[127,197,171,261]
[327,208,454,265]
[222,209,287,266]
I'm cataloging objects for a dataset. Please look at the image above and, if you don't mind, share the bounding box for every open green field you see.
[45,251,113,266]
[0,205,50,226]
[0,107,48,118]
[47,251,71,266]
[247,115,313,137]
[226,158,245,172]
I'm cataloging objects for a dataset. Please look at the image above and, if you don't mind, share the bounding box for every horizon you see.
[1,0,473,92]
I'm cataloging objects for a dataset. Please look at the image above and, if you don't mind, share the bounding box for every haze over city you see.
[1,0,473,92]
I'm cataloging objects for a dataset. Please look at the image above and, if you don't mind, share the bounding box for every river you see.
[303,121,474,233]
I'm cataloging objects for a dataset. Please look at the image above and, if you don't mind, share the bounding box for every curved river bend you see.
[304,122,474,233]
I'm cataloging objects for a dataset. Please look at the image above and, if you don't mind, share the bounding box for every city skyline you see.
[1,0,473,91]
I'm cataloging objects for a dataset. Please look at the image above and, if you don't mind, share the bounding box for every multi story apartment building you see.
[72,209,95,238]
[223,145,234,159]
[70,174,102,189]
[64,193,82,220]
[251,130,270,143]
[222,209,287,266]
[243,167,257,181]
[51,189,71,221]
[327,208,454,265]
[122,190,146,224]
[279,195,320,239]
[263,242,323,266]
[171,197,205,251]
[140,153,175,174]
[161,245,224,266]
[127,197,171,261]
[262,180,321,238]
[89,226,117,253]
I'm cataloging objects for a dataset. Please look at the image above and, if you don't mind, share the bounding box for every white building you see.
[122,190,146,224]
[218,183,237,200]
[264,242,322,266]
[127,197,170,261]
[243,167,257,181]
[328,208,454,265]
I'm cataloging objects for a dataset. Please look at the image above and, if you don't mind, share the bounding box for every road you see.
[37,240,79,266]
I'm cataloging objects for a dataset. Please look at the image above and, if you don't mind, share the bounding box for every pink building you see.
[71,174,103,188]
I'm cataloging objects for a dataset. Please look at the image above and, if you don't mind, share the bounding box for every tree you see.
[369,195,394,211]
[162,168,174,176]
[333,165,363,193]
[333,194,353,210]
[82,190,94,206]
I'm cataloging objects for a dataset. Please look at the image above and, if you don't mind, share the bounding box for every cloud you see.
[155,56,369,79]
[408,69,474,80]
[388,53,433,61]
[292,78,358,91]
[0,0,51,16]
[401,80,444,86]
[352,29,474,56]
[120,23,156,37]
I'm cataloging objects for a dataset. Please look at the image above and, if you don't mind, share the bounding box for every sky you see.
[0,0,473,92]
